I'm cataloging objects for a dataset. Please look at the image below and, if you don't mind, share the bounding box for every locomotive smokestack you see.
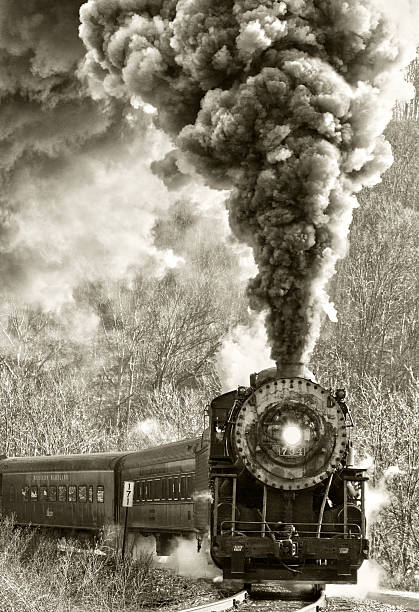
[276,362,306,379]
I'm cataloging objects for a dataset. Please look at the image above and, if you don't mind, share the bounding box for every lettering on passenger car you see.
[32,474,69,481]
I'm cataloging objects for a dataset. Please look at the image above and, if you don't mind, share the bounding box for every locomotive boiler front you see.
[231,368,348,490]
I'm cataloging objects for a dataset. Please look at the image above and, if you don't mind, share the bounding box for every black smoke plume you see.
[81,0,417,368]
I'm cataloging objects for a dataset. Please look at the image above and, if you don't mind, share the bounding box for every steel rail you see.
[299,589,326,612]
[180,589,247,612]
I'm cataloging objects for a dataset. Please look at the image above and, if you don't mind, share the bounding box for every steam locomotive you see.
[0,366,368,586]
[208,366,368,583]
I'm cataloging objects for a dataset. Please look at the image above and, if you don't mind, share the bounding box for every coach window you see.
[180,476,186,500]
[168,477,173,501]
[88,485,94,503]
[30,486,38,501]
[40,486,48,502]
[153,479,158,501]
[58,485,67,502]
[68,485,77,502]
[186,475,192,500]
[161,478,167,501]
[174,477,180,501]
[22,486,29,502]
[49,486,57,502]
[134,481,141,503]
[97,485,104,503]
[155,479,162,501]
[78,485,87,503]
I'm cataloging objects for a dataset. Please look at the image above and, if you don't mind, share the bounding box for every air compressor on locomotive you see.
[207,365,369,584]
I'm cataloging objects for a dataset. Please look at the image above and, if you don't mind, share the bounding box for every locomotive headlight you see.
[282,424,302,446]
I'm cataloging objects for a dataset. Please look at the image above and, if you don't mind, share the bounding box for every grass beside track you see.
[0,515,219,612]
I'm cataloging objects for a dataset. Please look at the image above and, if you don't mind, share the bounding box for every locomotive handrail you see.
[219,520,362,538]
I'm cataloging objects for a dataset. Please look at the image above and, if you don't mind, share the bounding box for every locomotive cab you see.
[208,367,369,584]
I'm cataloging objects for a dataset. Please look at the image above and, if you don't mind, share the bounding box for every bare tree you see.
[0,303,108,456]
[352,376,419,586]
[314,198,418,389]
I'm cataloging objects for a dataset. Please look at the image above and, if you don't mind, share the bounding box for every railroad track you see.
[180,586,325,612]
[180,584,419,612]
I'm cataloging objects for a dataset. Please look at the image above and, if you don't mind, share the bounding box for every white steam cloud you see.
[327,462,407,599]
[0,0,209,312]
[365,464,405,525]
[156,537,222,580]
[326,559,385,599]
[216,312,275,391]
[131,534,221,580]
[9,128,181,309]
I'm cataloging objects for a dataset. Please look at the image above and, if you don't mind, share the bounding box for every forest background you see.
[0,55,417,591]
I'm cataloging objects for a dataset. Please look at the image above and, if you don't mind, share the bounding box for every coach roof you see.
[0,452,132,473]
[121,437,201,470]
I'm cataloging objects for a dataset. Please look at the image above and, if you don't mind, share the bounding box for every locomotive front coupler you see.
[271,537,299,559]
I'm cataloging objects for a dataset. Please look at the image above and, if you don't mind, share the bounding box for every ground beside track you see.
[368,590,419,612]
[325,586,419,612]
[326,596,417,612]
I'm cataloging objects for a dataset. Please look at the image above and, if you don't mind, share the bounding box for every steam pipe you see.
[317,473,334,538]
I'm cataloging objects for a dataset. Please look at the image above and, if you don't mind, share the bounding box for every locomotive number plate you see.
[279,446,305,456]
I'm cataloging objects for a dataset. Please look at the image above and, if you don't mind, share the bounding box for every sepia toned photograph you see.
[0,1,417,611]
